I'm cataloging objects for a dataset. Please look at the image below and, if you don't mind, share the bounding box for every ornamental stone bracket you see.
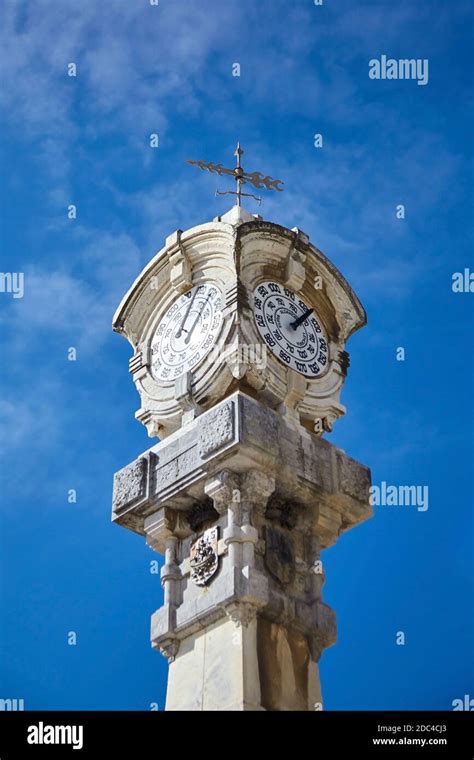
[284,227,310,292]
[166,229,192,294]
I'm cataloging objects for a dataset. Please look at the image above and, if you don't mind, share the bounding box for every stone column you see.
[112,391,372,711]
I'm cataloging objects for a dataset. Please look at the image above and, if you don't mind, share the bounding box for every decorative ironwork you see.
[187,142,284,207]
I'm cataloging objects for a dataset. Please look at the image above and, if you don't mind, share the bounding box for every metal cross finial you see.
[187,142,284,207]
[234,142,244,207]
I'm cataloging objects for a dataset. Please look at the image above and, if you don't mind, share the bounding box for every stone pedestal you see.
[112,391,372,711]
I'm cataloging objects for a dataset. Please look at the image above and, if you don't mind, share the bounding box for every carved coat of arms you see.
[190,527,219,586]
[265,525,295,585]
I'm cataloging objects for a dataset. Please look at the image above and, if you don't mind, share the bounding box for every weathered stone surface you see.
[153,459,178,493]
[112,391,372,710]
[337,450,371,503]
[112,457,148,513]
[198,401,235,458]
[302,436,333,493]
[241,398,279,456]
[165,616,264,711]
[258,619,313,711]
[112,391,372,540]
[265,526,295,585]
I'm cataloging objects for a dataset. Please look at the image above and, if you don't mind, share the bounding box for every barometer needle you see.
[184,295,211,345]
[290,307,314,331]
[176,289,198,338]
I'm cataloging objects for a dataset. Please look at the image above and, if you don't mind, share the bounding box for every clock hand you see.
[290,307,314,331]
[176,289,198,338]
[184,295,211,344]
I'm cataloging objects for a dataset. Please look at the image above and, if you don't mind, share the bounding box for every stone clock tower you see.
[111,148,372,711]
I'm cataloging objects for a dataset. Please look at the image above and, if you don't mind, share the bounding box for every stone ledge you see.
[112,391,372,547]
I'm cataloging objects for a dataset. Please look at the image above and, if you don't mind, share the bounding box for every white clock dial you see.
[151,284,223,382]
[253,281,329,378]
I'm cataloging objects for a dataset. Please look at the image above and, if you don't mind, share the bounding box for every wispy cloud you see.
[0,0,467,463]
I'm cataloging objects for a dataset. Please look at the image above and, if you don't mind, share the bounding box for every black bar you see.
[0,711,472,757]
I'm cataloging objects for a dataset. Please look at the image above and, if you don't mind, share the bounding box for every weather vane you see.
[187,142,284,207]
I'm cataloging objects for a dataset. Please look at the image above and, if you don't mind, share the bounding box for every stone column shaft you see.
[112,391,372,710]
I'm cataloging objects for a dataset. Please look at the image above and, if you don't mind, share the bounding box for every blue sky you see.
[0,0,472,710]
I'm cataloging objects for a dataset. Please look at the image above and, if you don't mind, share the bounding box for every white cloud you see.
[0,230,143,355]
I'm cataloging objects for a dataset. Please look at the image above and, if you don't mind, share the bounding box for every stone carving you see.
[240,470,275,518]
[177,446,199,475]
[159,638,180,663]
[265,526,295,585]
[112,457,147,512]
[190,527,219,586]
[205,470,240,514]
[154,459,178,493]
[224,602,258,627]
[198,402,235,458]
[153,446,200,497]
[266,493,298,529]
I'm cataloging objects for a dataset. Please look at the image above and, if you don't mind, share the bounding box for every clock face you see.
[151,283,224,382]
[253,281,329,378]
